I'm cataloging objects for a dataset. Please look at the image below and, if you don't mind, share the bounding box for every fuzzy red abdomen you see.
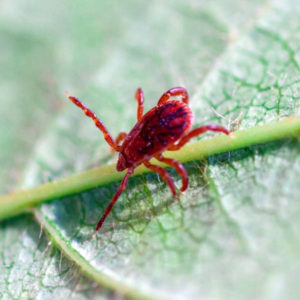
[117,100,193,171]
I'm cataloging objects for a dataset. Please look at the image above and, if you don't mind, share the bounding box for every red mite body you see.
[67,87,229,233]
[117,101,193,171]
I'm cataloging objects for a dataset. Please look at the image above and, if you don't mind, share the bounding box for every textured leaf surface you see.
[0,216,113,300]
[1,0,300,299]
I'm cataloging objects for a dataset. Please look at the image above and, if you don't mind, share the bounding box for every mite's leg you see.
[95,167,134,232]
[155,154,188,192]
[67,94,119,151]
[168,124,230,151]
[144,160,177,198]
[110,132,127,153]
[157,87,189,106]
[116,132,127,146]
[135,88,144,121]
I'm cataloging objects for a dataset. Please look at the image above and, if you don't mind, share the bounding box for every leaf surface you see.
[1,0,300,299]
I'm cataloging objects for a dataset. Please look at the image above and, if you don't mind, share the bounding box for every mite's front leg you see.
[67,94,120,151]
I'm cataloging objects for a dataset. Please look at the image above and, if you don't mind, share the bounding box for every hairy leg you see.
[144,160,177,198]
[168,124,230,151]
[157,87,189,106]
[155,154,188,192]
[67,94,119,151]
[135,88,144,121]
[95,167,134,233]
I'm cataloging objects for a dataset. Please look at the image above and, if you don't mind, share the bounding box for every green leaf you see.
[0,215,114,299]
[1,0,300,299]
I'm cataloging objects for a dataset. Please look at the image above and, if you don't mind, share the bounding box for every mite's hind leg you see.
[143,160,177,198]
[135,88,144,121]
[157,87,189,106]
[155,154,188,192]
[168,124,230,151]
[94,167,134,233]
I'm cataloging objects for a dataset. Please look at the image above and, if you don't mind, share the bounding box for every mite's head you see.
[116,152,128,171]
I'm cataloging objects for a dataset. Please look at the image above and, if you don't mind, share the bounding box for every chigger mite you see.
[67,87,229,232]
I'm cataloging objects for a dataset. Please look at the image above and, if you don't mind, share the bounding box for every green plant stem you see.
[0,115,299,221]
